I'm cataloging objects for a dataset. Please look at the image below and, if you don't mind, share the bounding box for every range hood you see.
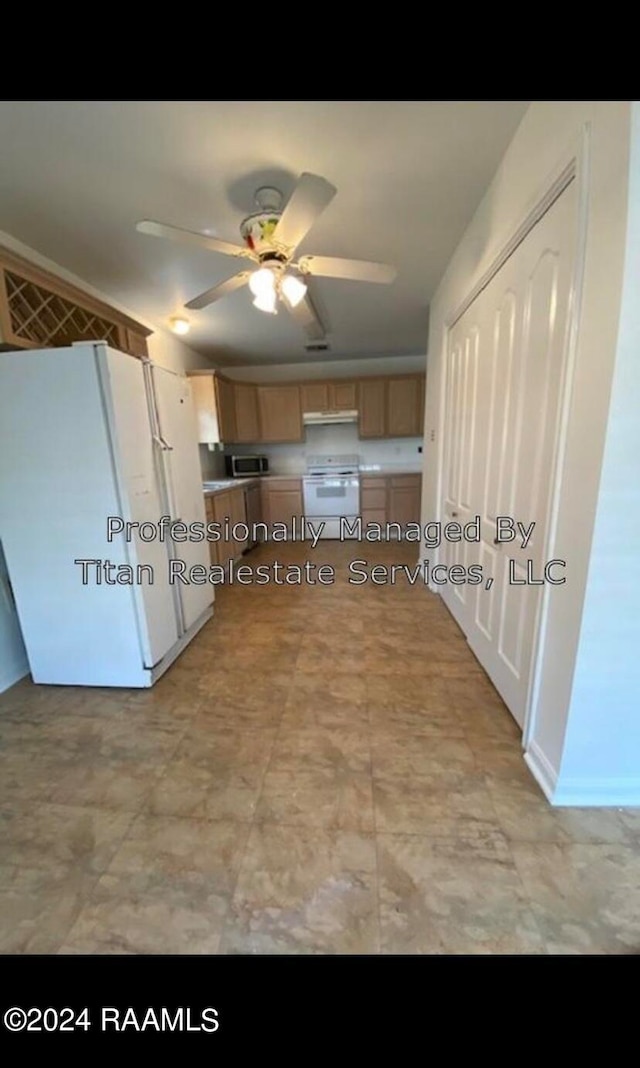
[303,409,358,426]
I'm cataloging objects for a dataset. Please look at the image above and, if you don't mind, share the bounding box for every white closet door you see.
[441,180,577,727]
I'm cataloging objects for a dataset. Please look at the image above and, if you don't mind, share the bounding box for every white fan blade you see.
[185,271,251,310]
[282,288,326,340]
[137,219,249,259]
[299,255,396,284]
[272,174,337,252]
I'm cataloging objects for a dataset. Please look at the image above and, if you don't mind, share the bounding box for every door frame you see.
[435,127,591,742]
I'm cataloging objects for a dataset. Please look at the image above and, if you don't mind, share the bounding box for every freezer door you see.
[102,348,180,666]
[150,364,214,630]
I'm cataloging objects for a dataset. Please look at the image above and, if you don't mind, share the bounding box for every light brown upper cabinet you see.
[257,385,303,443]
[193,370,425,445]
[359,374,425,439]
[330,380,357,410]
[0,245,151,354]
[300,381,330,412]
[123,328,149,359]
[300,380,358,413]
[215,376,237,443]
[358,379,387,438]
[233,382,260,443]
[189,375,221,445]
[387,375,425,437]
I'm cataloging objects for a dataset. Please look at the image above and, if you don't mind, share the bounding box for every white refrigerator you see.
[0,342,214,687]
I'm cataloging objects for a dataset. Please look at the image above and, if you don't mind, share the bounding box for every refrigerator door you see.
[101,347,180,666]
[0,345,156,686]
[149,364,214,631]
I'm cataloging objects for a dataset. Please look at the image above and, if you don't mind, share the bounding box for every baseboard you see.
[552,778,640,807]
[0,655,29,695]
[524,740,558,802]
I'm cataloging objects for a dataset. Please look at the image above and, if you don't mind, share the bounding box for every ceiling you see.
[0,101,528,367]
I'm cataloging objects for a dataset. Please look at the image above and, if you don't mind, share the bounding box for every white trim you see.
[0,655,29,694]
[551,779,640,808]
[524,740,559,801]
[524,124,591,749]
[446,161,577,331]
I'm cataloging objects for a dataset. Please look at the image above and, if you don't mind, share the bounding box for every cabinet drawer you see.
[389,475,421,488]
[263,479,302,492]
[360,476,388,490]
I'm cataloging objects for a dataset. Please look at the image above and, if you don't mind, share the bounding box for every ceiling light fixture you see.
[248,267,276,299]
[252,290,277,314]
[281,273,307,308]
[247,266,307,315]
[170,317,190,335]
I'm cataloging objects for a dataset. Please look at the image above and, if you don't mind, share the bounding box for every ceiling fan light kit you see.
[252,290,277,315]
[136,172,397,342]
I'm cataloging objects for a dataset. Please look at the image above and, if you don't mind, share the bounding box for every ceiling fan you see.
[136,173,397,341]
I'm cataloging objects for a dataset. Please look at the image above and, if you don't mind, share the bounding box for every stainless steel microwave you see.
[225,454,269,478]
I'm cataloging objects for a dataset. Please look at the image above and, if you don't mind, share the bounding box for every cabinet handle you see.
[451,511,458,518]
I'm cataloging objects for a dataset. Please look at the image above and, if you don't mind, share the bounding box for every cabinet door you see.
[263,480,303,537]
[387,376,425,437]
[234,382,260,443]
[213,490,235,567]
[257,385,303,442]
[189,376,220,444]
[204,494,217,563]
[215,376,237,443]
[245,483,263,539]
[388,476,421,528]
[230,487,248,559]
[126,328,149,358]
[329,380,357,411]
[300,382,330,412]
[360,479,388,514]
[358,379,386,438]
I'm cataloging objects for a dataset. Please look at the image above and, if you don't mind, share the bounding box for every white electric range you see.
[302,454,360,539]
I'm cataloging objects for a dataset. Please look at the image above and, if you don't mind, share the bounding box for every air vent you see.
[305,341,330,353]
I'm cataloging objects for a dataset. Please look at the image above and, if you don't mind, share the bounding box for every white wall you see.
[0,231,214,694]
[224,354,426,382]
[422,101,637,804]
[0,543,28,692]
[553,102,640,803]
[229,423,422,475]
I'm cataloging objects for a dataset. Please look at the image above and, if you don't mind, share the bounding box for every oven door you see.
[303,477,360,519]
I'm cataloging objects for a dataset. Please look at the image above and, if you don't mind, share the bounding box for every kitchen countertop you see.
[202,469,422,496]
[202,474,303,496]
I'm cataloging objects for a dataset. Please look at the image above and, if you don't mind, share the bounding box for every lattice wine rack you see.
[4,270,122,347]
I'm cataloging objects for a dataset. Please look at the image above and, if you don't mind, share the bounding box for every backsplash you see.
[223,423,423,475]
[199,444,226,481]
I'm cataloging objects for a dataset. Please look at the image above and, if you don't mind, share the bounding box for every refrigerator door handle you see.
[152,433,173,452]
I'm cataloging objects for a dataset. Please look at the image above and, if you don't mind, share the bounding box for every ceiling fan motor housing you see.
[240,211,284,256]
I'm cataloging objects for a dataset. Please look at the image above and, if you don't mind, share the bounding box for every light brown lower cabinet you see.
[360,474,421,533]
[204,486,247,566]
[260,479,303,537]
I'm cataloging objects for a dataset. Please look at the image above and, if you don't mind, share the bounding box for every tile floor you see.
[1,540,639,954]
